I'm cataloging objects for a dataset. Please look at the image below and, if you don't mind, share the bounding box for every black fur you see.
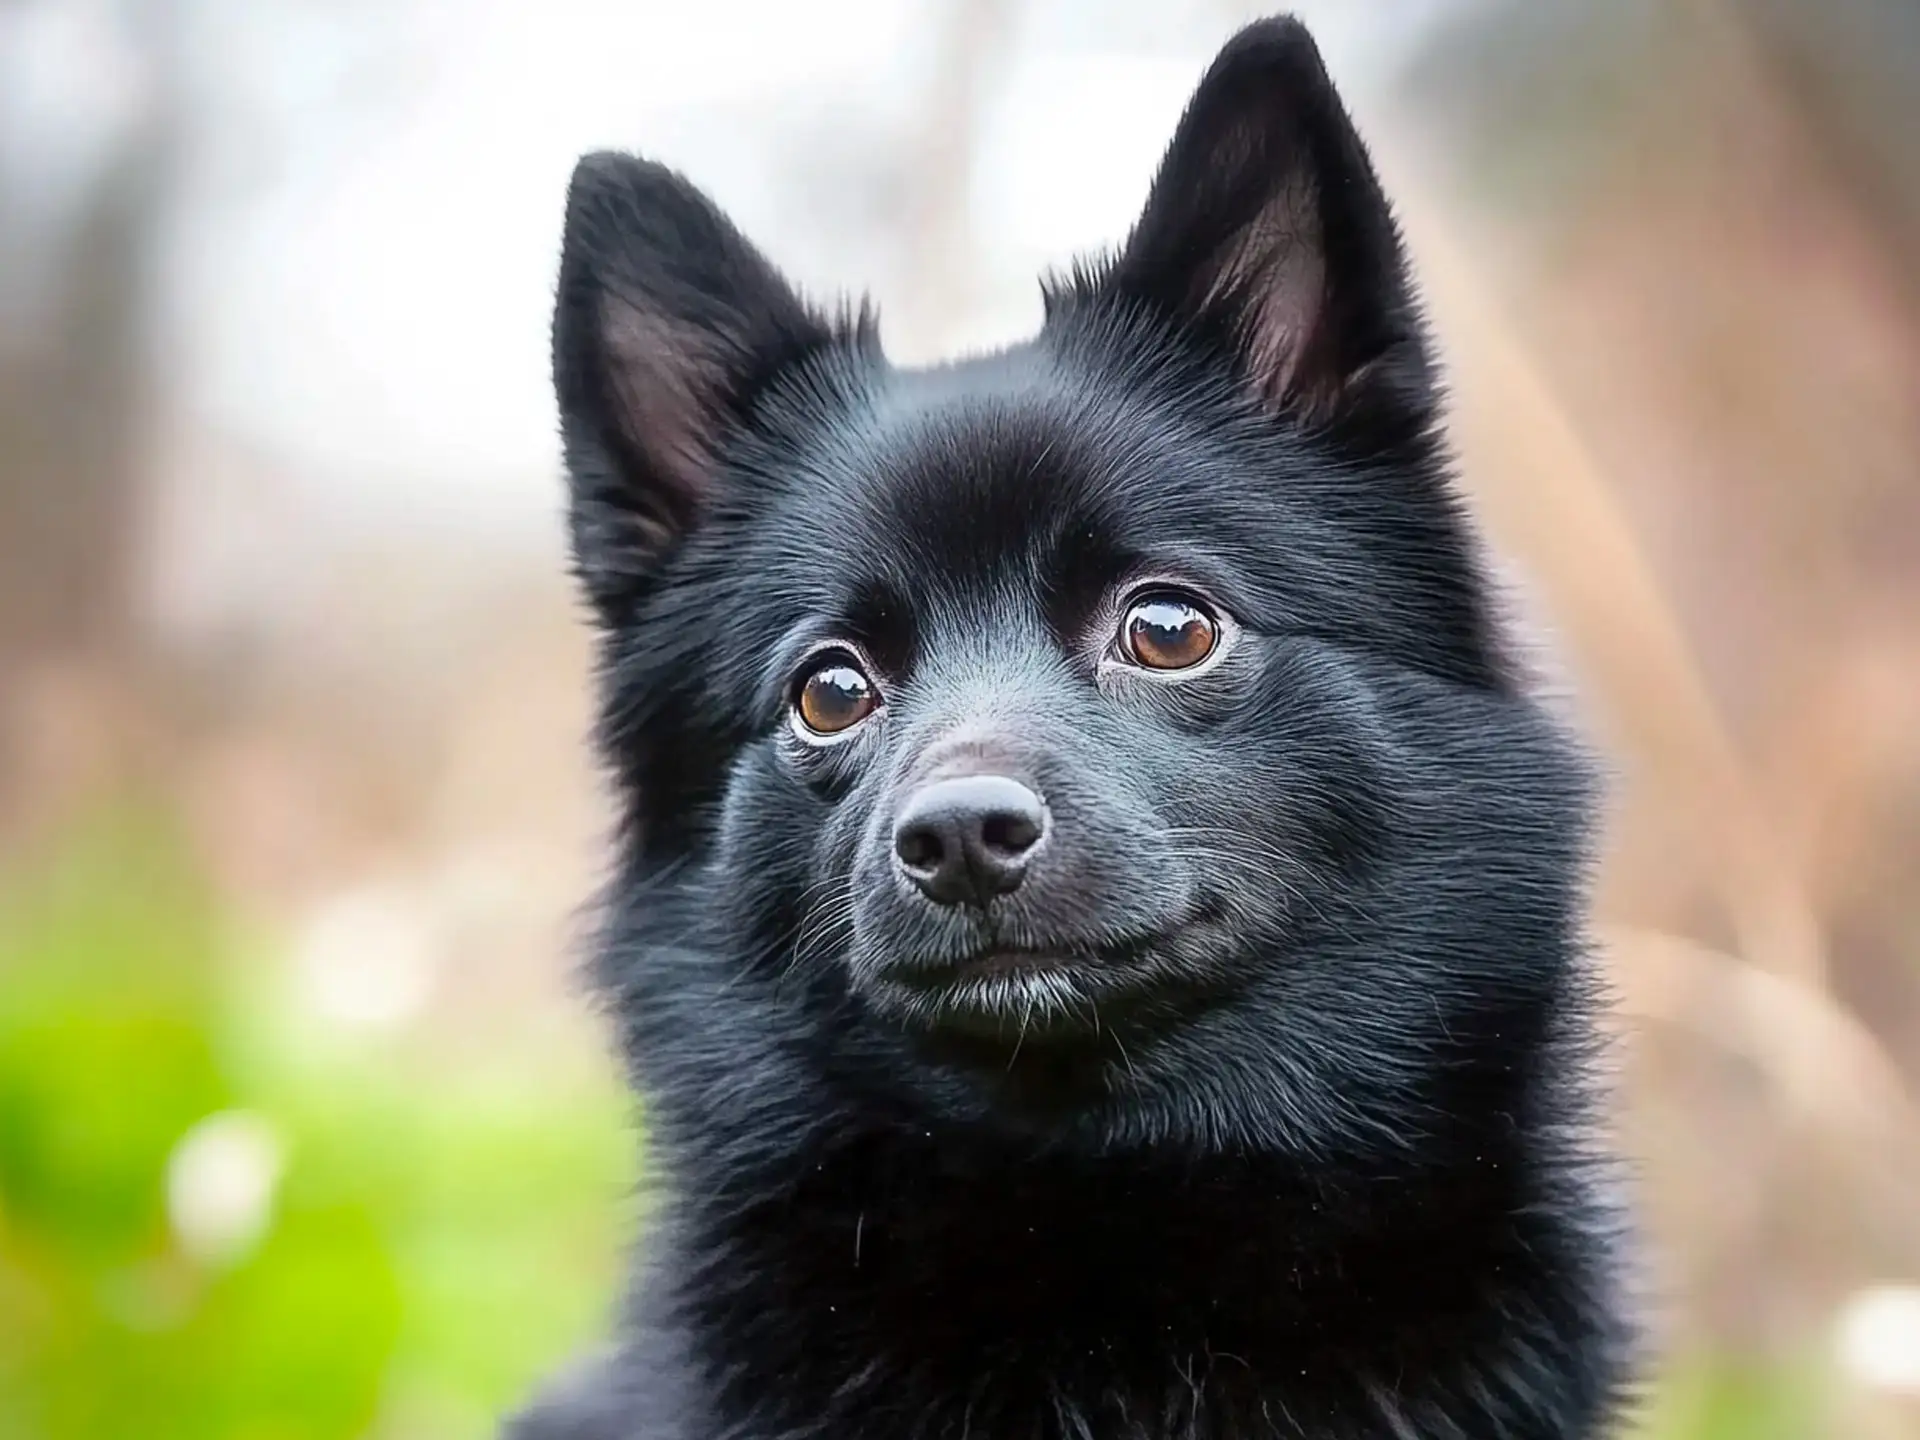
[512,16,1633,1439]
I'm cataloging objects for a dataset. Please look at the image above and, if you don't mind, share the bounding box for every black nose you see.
[893,774,1049,906]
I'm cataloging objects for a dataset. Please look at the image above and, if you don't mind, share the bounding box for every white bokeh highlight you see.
[166,1110,287,1267]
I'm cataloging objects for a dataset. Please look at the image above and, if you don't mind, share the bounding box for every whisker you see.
[1007,991,1036,1070]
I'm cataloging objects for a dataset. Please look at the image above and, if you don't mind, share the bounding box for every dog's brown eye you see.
[795,658,877,735]
[1122,594,1218,671]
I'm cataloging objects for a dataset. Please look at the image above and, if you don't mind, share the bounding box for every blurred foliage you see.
[0,810,636,1440]
[1634,1361,1824,1440]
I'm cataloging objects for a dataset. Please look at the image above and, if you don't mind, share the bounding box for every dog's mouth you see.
[953,947,1092,979]
[862,913,1225,1044]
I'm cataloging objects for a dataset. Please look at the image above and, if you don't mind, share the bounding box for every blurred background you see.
[2,0,1918,1435]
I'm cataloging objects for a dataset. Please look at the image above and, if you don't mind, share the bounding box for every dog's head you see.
[554,19,1593,1159]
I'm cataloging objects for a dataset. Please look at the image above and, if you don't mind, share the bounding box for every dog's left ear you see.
[1075,18,1431,426]
[553,153,837,618]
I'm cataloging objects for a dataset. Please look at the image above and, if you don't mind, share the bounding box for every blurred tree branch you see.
[890,0,1016,360]
[0,0,180,836]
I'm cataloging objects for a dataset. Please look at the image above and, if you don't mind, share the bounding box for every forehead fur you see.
[738,334,1302,599]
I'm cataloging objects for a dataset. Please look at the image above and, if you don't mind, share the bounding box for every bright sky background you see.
[151,2,1460,508]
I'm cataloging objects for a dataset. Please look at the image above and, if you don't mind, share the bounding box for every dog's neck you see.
[646,1108,1615,1440]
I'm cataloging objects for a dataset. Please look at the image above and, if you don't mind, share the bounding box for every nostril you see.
[979,810,1041,858]
[895,822,945,874]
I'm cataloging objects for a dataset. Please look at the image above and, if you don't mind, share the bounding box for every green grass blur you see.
[0,811,634,1440]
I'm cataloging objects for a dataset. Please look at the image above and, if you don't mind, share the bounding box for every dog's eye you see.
[1121,593,1218,671]
[794,655,878,736]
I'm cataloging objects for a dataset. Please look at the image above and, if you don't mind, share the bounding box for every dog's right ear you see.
[1055,19,1431,432]
[553,153,834,615]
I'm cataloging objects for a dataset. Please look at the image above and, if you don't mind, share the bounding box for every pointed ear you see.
[1074,18,1431,426]
[553,153,835,613]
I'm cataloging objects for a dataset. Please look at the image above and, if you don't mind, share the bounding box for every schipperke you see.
[508,15,1632,1439]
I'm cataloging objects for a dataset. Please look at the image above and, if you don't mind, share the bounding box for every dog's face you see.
[555,20,1589,1156]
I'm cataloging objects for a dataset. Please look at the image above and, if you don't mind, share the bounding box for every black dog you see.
[509,16,1632,1439]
